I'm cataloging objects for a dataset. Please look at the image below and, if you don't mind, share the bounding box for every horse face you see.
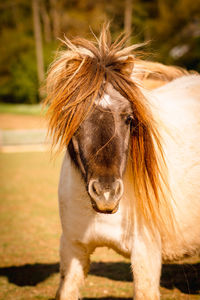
[68,88,133,214]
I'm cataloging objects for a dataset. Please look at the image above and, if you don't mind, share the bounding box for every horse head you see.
[45,26,169,224]
[68,85,134,213]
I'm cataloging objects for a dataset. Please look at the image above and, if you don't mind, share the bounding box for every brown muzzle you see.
[88,178,124,214]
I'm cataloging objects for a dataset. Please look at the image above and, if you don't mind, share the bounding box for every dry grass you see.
[0,152,61,299]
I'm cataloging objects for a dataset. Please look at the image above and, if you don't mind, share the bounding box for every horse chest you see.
[91,208,131,257]
[59,154,131,255]
[63,195,131,257]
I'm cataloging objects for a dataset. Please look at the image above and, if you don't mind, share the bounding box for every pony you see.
[45,27,200,300]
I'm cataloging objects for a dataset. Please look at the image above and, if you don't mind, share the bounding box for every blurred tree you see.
[0,0,39,103]
[50,0,61,39]
[0,0,199,103]
[32,0,45,87]
[40,0,52,43]
[150,0,200,69]
[124,0,133,44]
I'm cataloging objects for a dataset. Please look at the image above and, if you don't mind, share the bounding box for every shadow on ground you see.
[82,298,132,300]
[0,263,59,286]
[49,298,132,300]
[90,261,200,294]
[0,261,199,294]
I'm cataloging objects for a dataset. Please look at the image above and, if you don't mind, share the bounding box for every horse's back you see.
[152,75,200,157]
[150,74,200,258]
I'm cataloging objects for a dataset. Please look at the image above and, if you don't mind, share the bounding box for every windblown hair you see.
[45,26,184,235]
[134,59,190,82]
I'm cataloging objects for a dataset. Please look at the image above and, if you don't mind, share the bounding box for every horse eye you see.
[125,115,134,125]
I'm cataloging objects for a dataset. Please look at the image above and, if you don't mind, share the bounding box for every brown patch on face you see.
[68,91,133,185]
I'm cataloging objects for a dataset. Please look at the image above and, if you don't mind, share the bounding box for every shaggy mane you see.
[45,25,183,235]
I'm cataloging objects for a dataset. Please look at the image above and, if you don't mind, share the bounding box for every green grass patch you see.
[0,103,47,116]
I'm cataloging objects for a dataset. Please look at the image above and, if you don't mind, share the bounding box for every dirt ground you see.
[0,113,47,129]
[0,114,48,152]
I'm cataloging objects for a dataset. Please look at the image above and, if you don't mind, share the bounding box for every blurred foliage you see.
[0,0,200,103]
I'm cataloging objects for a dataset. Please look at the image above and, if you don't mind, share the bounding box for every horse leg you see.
[131,228,162,300]
[56,234,90,300]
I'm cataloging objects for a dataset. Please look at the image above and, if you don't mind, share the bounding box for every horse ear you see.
[119,55,134,77]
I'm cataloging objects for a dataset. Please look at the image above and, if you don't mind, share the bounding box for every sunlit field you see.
[0,151,199,300]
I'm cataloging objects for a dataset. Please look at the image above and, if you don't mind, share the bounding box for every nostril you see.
[89,179,101,199]
[89,178,124,202]
[114,179,124,200]
[92,181,101,196]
